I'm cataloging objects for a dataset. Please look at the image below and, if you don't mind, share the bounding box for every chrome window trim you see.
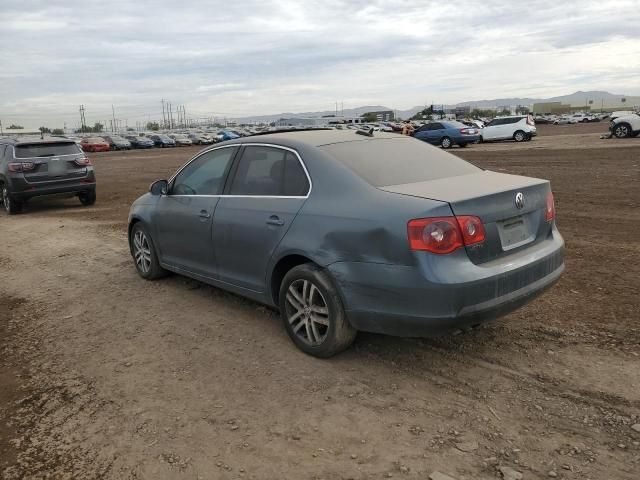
[167,142,312,199]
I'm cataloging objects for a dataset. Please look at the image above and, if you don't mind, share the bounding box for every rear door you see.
[483,118,505,140]
[14,142,88,184]
[213,145,310,292]
[153,146,237,278]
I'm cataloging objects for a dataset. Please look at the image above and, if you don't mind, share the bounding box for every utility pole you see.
[112,105,117,133]
[161,99,167,129]
[79,105,87,131]
[0,120,3,136]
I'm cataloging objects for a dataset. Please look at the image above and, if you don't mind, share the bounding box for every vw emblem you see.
[515,192,525,209]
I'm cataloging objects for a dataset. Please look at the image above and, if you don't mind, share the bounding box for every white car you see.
[480,115,537,142]
[610,113,640,138]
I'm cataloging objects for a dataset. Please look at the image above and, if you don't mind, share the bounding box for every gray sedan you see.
[128,130,564,357]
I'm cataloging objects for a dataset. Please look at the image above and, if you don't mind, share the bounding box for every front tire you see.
[513,130,526,142]
[78,190,96,206]
[2,185,23,215]
[613,123,631,138]
[129,223,167,280]
[279,264,356,358]
[440,136,452,148]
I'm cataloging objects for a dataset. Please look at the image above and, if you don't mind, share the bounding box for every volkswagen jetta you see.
[128,130,564,357]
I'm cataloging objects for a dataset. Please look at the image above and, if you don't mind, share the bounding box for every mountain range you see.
[234,91,637,122]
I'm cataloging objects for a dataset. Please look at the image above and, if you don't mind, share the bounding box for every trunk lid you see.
[381,171,552,264]
[15,142,88,184]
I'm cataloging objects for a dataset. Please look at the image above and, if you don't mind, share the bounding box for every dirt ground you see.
[1,123,639,480]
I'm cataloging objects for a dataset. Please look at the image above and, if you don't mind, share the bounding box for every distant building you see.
[455,106,471,117]
[532,102,578,115]
[364,110,395,122]
[275,116,365,127]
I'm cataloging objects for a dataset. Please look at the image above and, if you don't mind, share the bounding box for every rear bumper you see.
[328,230,564,337]
[454,134,480,144]
[10,176,96,200]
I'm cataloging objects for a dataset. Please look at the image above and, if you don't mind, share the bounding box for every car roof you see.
[235,129,403,147]
[0,136,76,146]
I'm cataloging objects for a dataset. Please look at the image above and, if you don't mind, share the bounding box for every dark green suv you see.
[0,137,96,214]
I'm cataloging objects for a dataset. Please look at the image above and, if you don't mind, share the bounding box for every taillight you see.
[545,191,555,222]
[8,162,35,172]
[527,115,535,126]
[74,157,92,166]
[459,128,475,135]
[407,215,485,254]
[456,215,486,245]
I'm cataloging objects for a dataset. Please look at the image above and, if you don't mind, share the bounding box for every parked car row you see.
[410,115,536,148]
[71,130,245,153]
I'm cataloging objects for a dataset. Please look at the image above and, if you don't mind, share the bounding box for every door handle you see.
[198,210,211,219]
[266,215,285,226]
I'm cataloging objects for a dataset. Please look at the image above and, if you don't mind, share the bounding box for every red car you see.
[80,137,110,152]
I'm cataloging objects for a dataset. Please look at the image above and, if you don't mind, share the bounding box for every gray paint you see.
[128,131,564,335]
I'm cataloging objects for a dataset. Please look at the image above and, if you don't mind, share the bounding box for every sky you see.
[1,0,640,129]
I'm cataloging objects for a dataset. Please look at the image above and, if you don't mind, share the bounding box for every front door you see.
[213,145,311,292]
[154,146,237,278]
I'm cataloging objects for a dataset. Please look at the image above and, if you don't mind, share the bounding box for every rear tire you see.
[78,190,96,206]
[440,136,452,148]
[2,185,23,215]
[129,223,167,280]
[478,136,484,143]
[513,130,526,142]
[279,264,356,358]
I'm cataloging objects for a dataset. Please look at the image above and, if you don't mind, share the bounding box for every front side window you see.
[171,147,236,195]
[229,146,309,197]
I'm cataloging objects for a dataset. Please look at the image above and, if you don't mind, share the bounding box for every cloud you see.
[0,0,639,127]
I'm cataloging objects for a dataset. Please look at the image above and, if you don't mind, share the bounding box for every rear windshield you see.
[321,137,480,187]
[14,142,81,158]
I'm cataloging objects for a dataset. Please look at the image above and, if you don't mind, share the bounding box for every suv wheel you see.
[613,123,631,138]
[129,223,167,280]
[280,264,357,358]
[513,130,526,142]
[2,185,22,215]
[79,190,96,206]
[440,136,452,148]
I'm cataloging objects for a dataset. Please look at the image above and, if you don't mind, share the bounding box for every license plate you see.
[498,216,534,250]
[48,157,65,176]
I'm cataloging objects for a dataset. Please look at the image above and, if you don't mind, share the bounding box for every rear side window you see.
[14,142,81,158]
[229,146,309,196]
[321,138,480,187]
[172,147,236,195]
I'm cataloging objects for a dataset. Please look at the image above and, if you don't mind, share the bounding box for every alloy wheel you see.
[133,230,152,274]
[285,279,330,346]
[2,187,10,213]
[615,125,629,138]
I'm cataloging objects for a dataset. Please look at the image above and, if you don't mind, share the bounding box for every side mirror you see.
[150,179,168,196]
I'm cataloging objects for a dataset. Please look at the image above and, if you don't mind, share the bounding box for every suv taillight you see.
[527,115,535,126]
[407,216,485,254]
[74,157,92,166]
[545,192,555,222]
[8,162,35,172]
